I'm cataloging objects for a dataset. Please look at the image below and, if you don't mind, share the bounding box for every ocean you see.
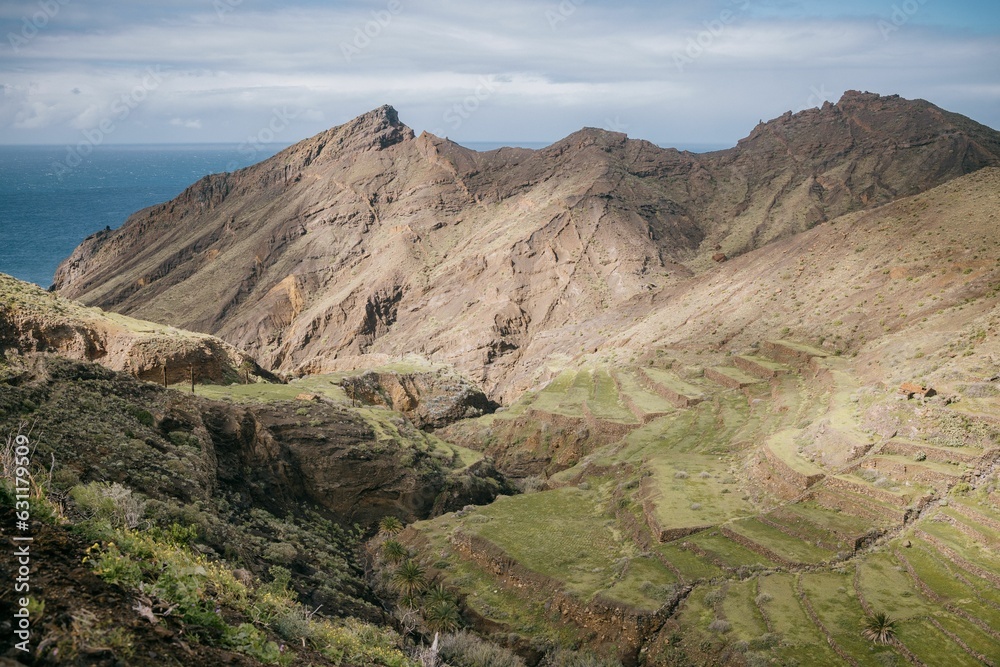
[0,144,288,288]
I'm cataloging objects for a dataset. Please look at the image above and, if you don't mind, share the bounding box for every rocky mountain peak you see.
[53,93,1000,401]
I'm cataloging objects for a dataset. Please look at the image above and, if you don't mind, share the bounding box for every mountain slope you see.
[53,93,1000,401]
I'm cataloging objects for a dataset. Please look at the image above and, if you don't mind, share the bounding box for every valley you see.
[2,92,999,666]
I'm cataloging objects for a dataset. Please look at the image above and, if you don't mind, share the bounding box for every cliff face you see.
[53,93,1000,401]
[0,273,276,385]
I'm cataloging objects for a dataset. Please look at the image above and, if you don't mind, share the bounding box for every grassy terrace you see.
[868,453,969,478]
[727,518,836,564]
[612,369,676,416]
[774,502,874,540]
[756,573,843,664]
[707,365,761,386]
[641,367,706,401]
[897,538,1000,627]
[587,368,640,422]
[409,511,581,644]
[684,529,781,569]
[767,428,826,476]
[421,485,678,611]
[736,354,789,374]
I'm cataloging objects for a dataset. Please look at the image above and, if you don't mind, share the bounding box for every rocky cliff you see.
[0,273,276,385]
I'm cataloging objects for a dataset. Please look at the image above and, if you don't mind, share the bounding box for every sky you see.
[1,0,998,149]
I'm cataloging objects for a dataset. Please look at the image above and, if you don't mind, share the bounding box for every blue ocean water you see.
[0,144,288,287]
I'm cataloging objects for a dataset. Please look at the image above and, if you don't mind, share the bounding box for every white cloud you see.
[0,1,996,144]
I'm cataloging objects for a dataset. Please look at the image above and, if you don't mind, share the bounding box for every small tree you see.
[379,515,404,536]
[862,612,897,645]
[381,539,408,565]
[424,600,461,633]
[392,560,427,598]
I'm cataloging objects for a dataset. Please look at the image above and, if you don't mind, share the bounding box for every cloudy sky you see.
[1,0,998,149]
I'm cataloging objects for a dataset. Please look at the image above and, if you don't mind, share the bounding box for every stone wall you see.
[857,457,962,488]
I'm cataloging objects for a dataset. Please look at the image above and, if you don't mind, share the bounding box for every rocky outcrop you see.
[340,369,498,430]
[0,273,277,385]
[52,94,1000,402]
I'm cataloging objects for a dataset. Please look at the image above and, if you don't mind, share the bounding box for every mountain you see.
[53,92,1000,402]
[10,91,1000,666]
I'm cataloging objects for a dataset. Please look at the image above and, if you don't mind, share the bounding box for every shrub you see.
[708,619,732,634]
[861,612,897,644]
[71,482,146,529]
[674,470,689,479]
[437,631,525,667]
[914,452,927,462]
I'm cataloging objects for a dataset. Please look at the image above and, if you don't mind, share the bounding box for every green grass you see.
[528,370,588,417]
[586,369,638,423]
[773,502,873,542]
[612,369,675,416]
[720,579,768,639]
[641,367,705,401]
[854,553,936,620]
[918,519,1000,575]
[685,530,781,569]
[932,614,1000,662]
[727,518,835,564]
[655,543,723,581]
[191,375,348,403]
[756,573,843,664]
[411,521,578,644]
[799,571,900,666]
[899,541,1000,629]
[895,618,982,667]
[465,487,674,610]
[766,429,826,476]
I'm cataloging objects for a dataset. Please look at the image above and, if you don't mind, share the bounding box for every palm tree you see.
[379,515,404,536]
[381,539,409,564]
[423,600,462,633]
[392,560,428,598]
[861,612,898,645]
[424,583,454,606]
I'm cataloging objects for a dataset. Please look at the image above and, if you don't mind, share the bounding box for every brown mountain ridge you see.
[53,91,1000,402]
